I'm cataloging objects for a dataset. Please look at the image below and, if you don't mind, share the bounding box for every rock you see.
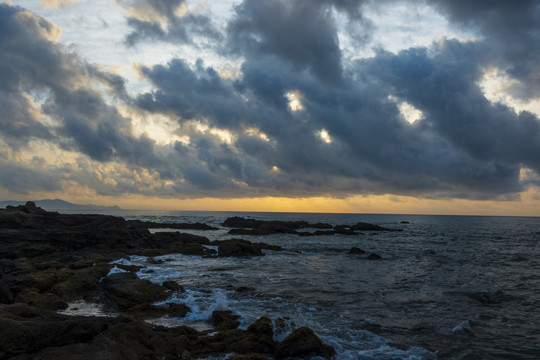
[213,310,240,330]
[367,253,382,260]
[147,232,215,256]
[223,217,309,235]
[274,327,335,360]
[167,303,190,317]
[101,272,170,310]
[247,317,273,338]
[215,239,264,257]
[15,288,68,310]
[274,317,296,337]
[348,247,366,255]
[53,263,113,301]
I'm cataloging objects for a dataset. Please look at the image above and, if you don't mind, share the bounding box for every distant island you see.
[0,199,121,211]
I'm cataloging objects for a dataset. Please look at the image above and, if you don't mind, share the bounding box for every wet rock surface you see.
[0,203,338,359]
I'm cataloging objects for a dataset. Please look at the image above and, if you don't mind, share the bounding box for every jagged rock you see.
[274,327,335,360]
[101,272,169,310]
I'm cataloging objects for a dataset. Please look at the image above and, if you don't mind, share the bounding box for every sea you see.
[60,210,540,360]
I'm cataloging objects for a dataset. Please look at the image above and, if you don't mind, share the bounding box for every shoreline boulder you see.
[274,327,335,360]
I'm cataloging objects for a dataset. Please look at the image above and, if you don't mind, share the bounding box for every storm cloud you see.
[1,0,540,203]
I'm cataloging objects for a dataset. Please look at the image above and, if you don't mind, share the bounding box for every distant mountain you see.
[0,199,121,211]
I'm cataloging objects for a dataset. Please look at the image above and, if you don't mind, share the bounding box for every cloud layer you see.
[1,0,540,203]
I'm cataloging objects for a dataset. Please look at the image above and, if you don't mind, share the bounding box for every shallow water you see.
[96,211,540,359]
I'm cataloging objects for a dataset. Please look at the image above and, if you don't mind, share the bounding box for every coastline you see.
[0,202,357,360]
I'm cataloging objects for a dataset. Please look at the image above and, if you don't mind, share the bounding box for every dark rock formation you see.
[349,247,366,255]
[223,216,400,236]
[274,327,336,360]
[101,272,170,310]
[213,239,265,257]
[213,310,241,330]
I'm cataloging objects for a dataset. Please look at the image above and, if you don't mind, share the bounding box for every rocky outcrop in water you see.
[223,216,401,236]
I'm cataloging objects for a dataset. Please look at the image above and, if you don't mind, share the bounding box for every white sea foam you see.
[58,300,118,318]
[99,265,129,282]
[110,257,134,266]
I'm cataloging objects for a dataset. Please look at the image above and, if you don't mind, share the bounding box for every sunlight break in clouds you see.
[286,90,304,112]
[317,129,332,144]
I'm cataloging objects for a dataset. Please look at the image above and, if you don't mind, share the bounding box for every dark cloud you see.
[359,40,540,173]
[428,0,540,100]
[226,0,345,85]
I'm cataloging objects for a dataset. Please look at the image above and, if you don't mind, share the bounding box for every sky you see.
[1,0,540,215]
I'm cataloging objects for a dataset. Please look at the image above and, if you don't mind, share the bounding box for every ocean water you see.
[81,211,540,359]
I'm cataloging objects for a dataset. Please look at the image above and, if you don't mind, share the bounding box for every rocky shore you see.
[0,202,341,359]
